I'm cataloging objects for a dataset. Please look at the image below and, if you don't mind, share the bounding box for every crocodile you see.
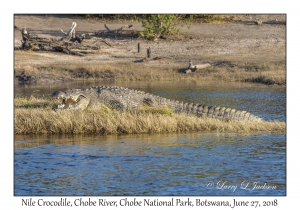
[52,86,263,122]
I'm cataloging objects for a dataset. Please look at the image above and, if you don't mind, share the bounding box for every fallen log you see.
[104,24,133,33]
[52,45,85,56]
[19,22,128,56]
[184,60,211,73]
[89,24,137,39]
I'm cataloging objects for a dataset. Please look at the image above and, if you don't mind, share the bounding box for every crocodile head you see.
[52,89,90,111]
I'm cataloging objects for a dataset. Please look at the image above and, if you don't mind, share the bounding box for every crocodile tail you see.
[171,101,262,122]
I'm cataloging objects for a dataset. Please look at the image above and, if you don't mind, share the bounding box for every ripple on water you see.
[14,132,286,196]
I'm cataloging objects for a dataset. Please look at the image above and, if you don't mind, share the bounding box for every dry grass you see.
[14,96,58,110]
[14,59,286,85]
[14,34,286,86]
[14,50,44,61]
[14,97,286,135]
[192,62,286,85]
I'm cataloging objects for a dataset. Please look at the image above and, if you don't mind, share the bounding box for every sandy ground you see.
[14,14,286,82]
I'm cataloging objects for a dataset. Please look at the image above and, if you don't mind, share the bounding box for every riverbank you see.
[14,14,286,85]
[14,52,286,85]
[14,96,286,135]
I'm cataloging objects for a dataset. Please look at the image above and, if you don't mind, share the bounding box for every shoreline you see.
[14,97,286,135]
[14,15,286,86]
[14,55,286,86]
[14,93,286,135]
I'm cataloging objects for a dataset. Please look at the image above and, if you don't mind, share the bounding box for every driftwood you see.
[82,24,135,41]
[20,22,134,56]
[104,24,133,34]
[184,60,211,73]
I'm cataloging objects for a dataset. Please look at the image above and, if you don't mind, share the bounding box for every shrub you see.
[138,14,191,40]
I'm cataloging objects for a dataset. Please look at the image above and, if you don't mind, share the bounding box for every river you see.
[14,80,286,196]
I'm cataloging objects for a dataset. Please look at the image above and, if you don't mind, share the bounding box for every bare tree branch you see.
[104,24,110,31]
[60,29,67,36]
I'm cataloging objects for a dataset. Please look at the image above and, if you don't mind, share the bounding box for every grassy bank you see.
[14,53,286,85]
[14,97,286,135]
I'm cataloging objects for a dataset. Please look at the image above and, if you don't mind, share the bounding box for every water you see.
[14,81,286,196]
[14,133,286,196]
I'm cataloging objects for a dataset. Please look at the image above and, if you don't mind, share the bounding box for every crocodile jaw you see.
[55,94,89,110]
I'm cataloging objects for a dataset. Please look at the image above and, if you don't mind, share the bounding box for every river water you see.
[14,81,286,196]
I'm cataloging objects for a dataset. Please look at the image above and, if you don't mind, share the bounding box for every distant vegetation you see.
[75,14,224,22]
[138,14,190,40]
[76,14,225,40]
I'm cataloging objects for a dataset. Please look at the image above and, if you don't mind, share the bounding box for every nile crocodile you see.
[52,86,262,122]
